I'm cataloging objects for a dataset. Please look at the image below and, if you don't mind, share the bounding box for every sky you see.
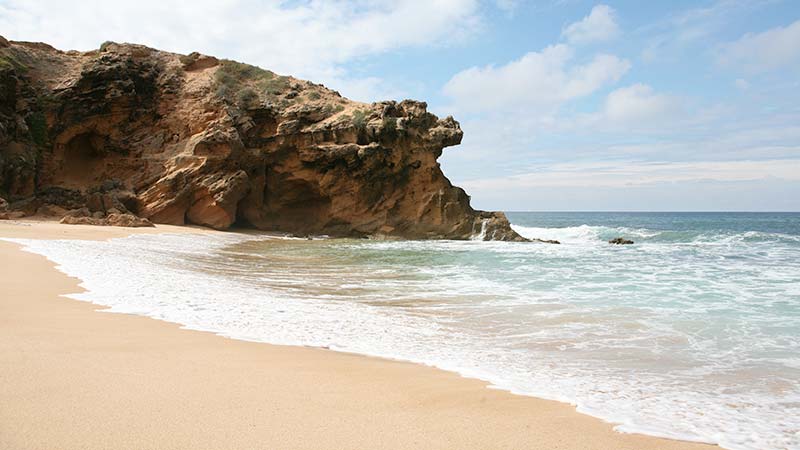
[1,0,799,211]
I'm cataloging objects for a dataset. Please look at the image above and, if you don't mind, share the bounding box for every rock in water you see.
[609,237,634,245]
[0,38,526,241]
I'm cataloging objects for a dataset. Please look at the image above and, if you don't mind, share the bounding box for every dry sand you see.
[0,220,716,449]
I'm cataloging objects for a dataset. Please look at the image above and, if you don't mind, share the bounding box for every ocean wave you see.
[511,224,800,246]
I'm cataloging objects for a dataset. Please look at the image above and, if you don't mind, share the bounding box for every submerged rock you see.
[0,37,525,241]
[609,237,634,245]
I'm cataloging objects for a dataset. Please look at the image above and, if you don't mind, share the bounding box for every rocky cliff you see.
[0,37,527,241]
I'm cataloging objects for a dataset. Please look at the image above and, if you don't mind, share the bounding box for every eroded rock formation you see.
[0,38,526,240]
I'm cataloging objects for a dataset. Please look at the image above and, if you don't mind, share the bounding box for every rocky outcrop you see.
[609,237,634,245]
[0,196,9,219]
[0,38,529,240]
[60,212,154,228]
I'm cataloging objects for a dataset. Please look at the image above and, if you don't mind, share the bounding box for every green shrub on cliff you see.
[178,54,195,66]
[381,117,399,140]
[0,52,27,72]
[260,76,290,95]
[236,87,259,109]
[214,59,293,106]
[214,83,230,101]
[217,60,273,81]
[322,104,345,115]
[352,109,368,132]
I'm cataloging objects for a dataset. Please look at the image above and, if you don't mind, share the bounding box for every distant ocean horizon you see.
[10,211,800,450]
[504,210,800,213]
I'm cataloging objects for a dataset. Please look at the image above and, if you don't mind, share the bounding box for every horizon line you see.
[502,210,800,213]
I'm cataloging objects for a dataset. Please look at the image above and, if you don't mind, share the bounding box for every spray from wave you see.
[512,224,800,245]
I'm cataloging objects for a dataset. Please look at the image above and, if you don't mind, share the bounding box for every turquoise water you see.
[508,211,800,241]
[10,212,800,449]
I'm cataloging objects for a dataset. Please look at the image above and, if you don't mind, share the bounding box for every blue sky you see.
[2,0,799,211]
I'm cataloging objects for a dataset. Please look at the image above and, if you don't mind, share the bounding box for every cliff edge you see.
[0,38,526,241]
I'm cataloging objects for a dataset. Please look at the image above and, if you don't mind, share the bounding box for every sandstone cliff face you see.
[0,38,525,240]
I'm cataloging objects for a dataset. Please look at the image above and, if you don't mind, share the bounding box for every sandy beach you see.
[0,220,716,450]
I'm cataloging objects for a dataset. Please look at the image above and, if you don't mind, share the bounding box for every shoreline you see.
[0,220,717,450]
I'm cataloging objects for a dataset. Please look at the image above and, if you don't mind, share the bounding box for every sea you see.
[8,212,800,450]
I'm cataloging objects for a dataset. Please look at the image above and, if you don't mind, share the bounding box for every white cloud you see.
[454,158,800,211]
[455,83,685,139]
[494,0,520,15]
[0,0,482,100]
[601,84,683,125]
[324,76,408,103]
[442,44,630,112]
[734,78,750,90]
[638,0,770,64]
[561,4,620,45]
[461,158,800,190]
[718,18,800,72]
